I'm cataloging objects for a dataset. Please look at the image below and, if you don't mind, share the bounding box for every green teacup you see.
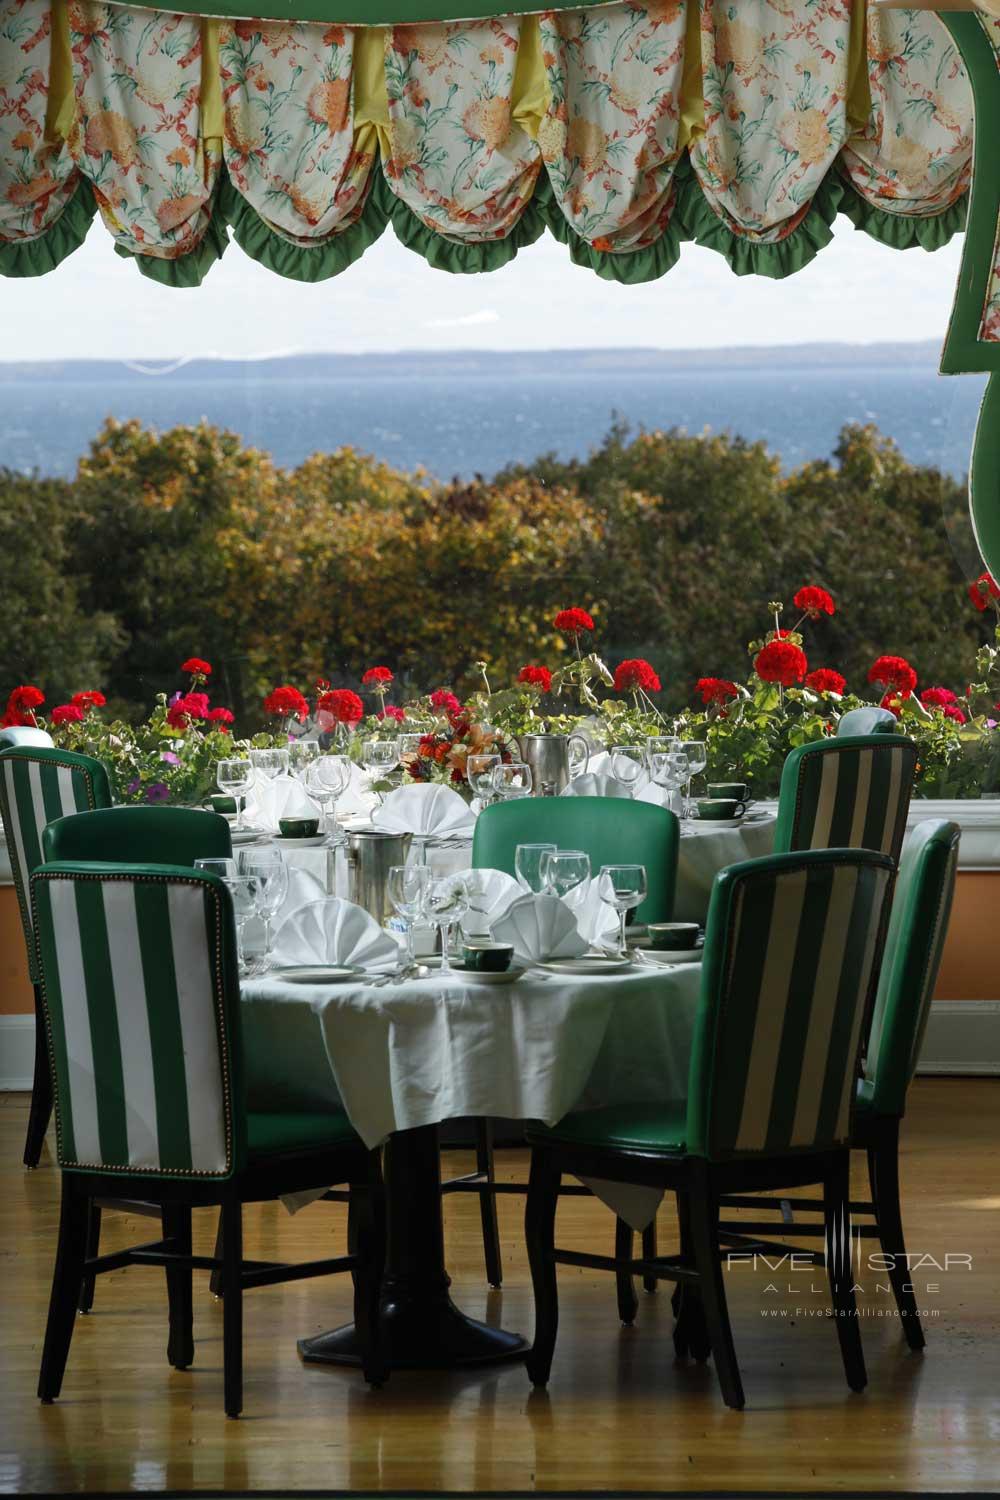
[278,816,320,838]
[208,794,241,816]
[461,941,514,972]
[697,798,747,821]
[707,782,748,801]
[647,922,700,951]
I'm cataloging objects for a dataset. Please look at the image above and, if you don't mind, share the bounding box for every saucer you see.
[273,834,327,848]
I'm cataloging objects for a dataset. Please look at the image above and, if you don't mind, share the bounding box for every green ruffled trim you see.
[0,178,96,277]
[538,174,682,285]
[675,160,844,279]
[837,176,968,251]
[219,172,389,282]
[113,193,230,288]
[372,168,548,274]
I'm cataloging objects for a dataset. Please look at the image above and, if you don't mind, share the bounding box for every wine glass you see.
[598,864,647,959]
[306,754,351,840]
[388,863,431,970]
[467,752,501,807]
[648,750,689,816]
[250,748,289,782]
[680,740,708,819]
[216,759,252,830]
[237,846,288,970]
[224,872,262,977]
[287,739,321,781]
[514,842,557,893]
[399,732,425,761]
[646,735,682,765]
[426,875,470,975]
[541,849,591,901]
[194,856,236,880]
[493,761,532,800]
[362,738,400,803]
[610,745,645,797]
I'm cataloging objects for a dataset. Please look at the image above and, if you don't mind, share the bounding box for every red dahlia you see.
[793,585,835,619]
[968,572,1000,612]
[553,607,594,636]
[71,690,106,709]
[613,658,661,693]
[316,688,363,724]
[362,666,394,686]
[867,655,917,695]
[696,677,738,706]
[50,703,84,726]
[754,640,807,687]
[805,668,846,695]
[181,658,212,677]
[518,664,552,693]
[263,685,310,722]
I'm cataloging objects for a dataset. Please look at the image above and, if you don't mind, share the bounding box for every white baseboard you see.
[1,1001,997,1092]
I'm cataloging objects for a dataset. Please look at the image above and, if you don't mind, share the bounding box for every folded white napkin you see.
[337,762,380,819]
[271,897,400,972]
[461,867,521,938]
[244,773,321,833]
[490,892,588,965]
[562,771,633,799]
[274,866,326,926]
[373,783,475,837]
[563,879,619,947]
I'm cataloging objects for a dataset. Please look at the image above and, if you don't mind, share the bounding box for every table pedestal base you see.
[299,1294,526,1370]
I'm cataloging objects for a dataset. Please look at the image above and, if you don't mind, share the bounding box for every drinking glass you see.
[287,739,321,780]
[514,842,557,893]
[493,761,532,800]
[388,863,431,969]
[250,747,289,782]
[646,735,682,765]
[467,753,501,807]
[306,754,351,840]
[362,738,400,803]
[224,873,262,977]
[426,875,470,975]
[541,848,591,901]
[610,745,645,797]
[237,847,288,970]
[648,750,690,816]
[399,732,425,761]
[194,856,236,880]
[216,759,252,830]
[598,864,648,959]
[680,740,708,818]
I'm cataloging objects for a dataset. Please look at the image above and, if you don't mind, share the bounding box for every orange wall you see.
[0,887,31,1014]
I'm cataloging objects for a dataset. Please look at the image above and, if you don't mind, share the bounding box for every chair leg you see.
[673,1190,710,1362]
[209,1209,225,1298]
[350,1160,389,1387]
[688,1166,744,1409]
[524,1148,561,1387]
[615,1218,639,1326]
[475,1118,503,1288]
[23,987,52,1169]
[221,1196,243,1418]
[162,1204,195,1370]
[825,1152,867,1392]
[37,1176,89,1402]
[641,1216,659,1294]
[868,1122,925,1351]
[77,1201,102,1313]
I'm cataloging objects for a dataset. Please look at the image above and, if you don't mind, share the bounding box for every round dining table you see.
[241,958,704,1372]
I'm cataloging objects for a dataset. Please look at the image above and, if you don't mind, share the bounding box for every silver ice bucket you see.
[345,830,413,924]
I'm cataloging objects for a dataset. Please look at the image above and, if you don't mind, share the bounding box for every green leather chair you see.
[43,804,232,866]
[716,819,960,1352]
[523,846,895,1409]
[0,746,113,1166]
[837,707,899,737]
[30,862,387,1417]
[773,734,918,865]
[455,795,681,1289]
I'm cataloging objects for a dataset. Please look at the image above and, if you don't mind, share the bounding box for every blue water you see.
[0,362,987,480]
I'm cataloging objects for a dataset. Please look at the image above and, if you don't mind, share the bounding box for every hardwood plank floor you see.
[0,1079,998,1494]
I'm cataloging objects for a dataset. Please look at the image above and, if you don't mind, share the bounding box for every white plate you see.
[636,946,704,966]
[230,826,268,845]
[452,964,526,985]
[274,965,362,984]
[539,956,634,976]
[272,834,328,848]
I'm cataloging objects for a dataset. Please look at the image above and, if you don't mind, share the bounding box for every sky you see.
[2,212,966,362]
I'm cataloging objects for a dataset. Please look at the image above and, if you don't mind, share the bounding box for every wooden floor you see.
[1,1079,998,1494]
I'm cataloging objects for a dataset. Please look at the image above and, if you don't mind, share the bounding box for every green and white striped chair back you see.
[864,820,960,1118]
[773,735,917,865]
[687,848,894,1162]
[30,864,243,1180]
[0,747,113,983]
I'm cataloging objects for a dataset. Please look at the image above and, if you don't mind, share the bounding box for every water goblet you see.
[287,739,321,781]
[515,842,558,893]
[646,735,682,766]
[648,750,689,817]
[362,738,400,804]
[680,740,708,819]
[388,863,431,971]
[541,848,591,901]
[598,864,648,959]
[610,745,645,797]
[237,846,288,970]
[493,761,532,800]
[194,856,236,880]
[224,872,262,977]
[216,759,252,831]
[250,748,289,783]
[306,754,351,840]
[467,753,501,808]
[426,875,470,975]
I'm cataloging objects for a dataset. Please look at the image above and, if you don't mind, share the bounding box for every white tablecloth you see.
[241,961,703,1227]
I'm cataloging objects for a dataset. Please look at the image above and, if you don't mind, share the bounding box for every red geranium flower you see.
[263,685,309,722]
[879,690,911,719]
[181,658,212,677]
[920,687,958,710]
[50,703,84,726]
[71,690,106,709]
[696,677,738,707]
[206,706,234,725]
[429,688,461,715]
[361,666,393,686]
[614,658,661,694]
[968,572,1000,612]
[793,585,835,619]
[754,640,808,686]
[167,692,210,730]
[317,689,364,724]
[868,655,917,695]
[942,704,967,724]
[377,704,406,722]
[553,607,594,636]
[518,664,552,693]
[7,685,44,715]
[805,668,846,695]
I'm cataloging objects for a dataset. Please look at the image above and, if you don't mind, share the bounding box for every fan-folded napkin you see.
[373,783,475,837]
[461,867,521,938]
[489,892,588,965]
[271,897,400,972]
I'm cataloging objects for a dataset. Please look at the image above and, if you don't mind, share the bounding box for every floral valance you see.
[0,0,982,289]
